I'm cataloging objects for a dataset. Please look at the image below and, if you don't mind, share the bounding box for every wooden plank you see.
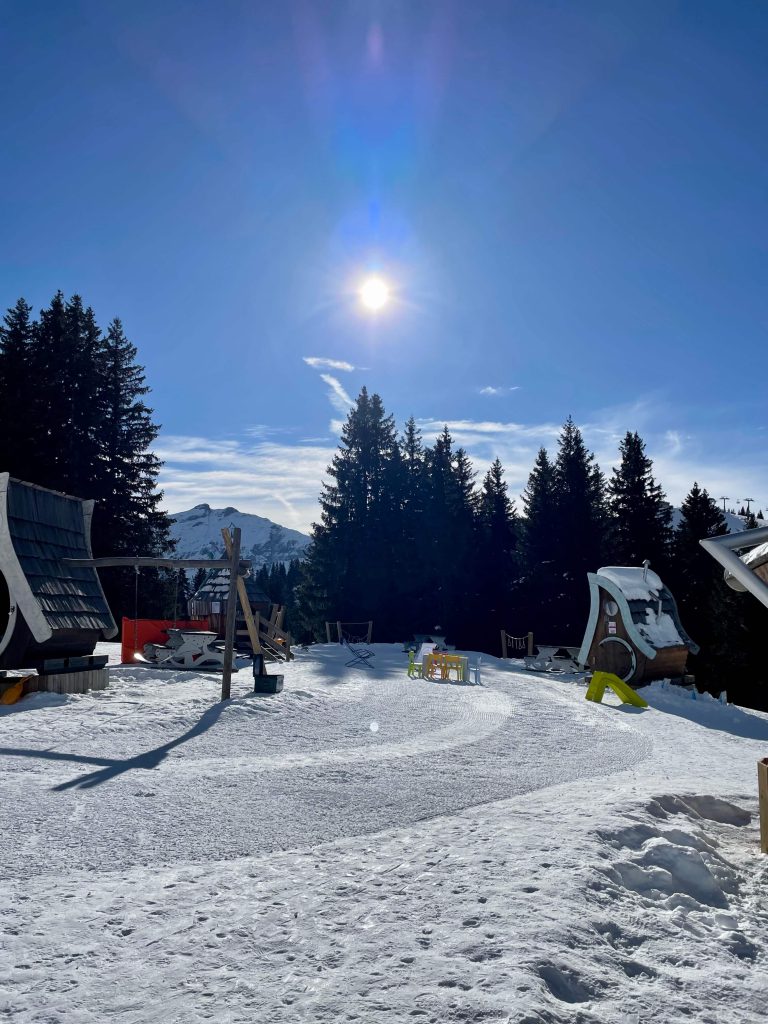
[221,528,262,656]
[65,556,251,572]
[759,759,768,854]
[220,527,242,701]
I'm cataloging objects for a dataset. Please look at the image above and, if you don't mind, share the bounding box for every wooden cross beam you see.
[64,556,251,573]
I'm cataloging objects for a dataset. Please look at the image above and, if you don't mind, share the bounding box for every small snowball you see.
[369,721,379,733]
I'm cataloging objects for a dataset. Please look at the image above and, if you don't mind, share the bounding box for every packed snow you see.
[1,643,767,1023]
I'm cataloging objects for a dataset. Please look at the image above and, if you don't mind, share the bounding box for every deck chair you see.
[345,642,374,669]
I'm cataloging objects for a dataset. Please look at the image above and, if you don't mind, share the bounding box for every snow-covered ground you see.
[1,644,767,1023]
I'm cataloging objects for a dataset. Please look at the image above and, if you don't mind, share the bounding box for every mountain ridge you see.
[169,503,311,568]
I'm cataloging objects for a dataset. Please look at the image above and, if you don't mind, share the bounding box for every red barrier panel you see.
[121,618,209,664]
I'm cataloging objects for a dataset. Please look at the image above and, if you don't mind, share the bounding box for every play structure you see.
[189,571,293,662]
[0,480,273,702]
[577,565,698,685]
[500,630,534,659]
[585,671,649,708]
[700,525,768,610]
[325,620,375,668]
[326,620,373,645]
[0,475,116,696]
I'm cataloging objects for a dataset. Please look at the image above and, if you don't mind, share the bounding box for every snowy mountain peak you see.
[170,505,311,567]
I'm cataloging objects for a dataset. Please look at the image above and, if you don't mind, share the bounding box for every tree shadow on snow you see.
[0,700,227,791]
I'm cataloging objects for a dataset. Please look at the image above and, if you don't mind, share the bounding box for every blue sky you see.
[1,0,767,532]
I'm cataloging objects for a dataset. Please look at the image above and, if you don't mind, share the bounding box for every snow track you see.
[0,646,648,876]
[4,645,766,1022]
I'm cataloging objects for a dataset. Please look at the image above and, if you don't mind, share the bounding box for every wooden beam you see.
[221,527,242,701]
[65,556,251,573]
[759,758,768,854]
[221,527,261,656]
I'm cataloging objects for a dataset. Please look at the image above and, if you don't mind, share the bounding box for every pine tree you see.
[607,431,672,570]
[670,482,747,697]
[299,387,404,639]
[397,417,430,631]
[90,318,173,618]
[520,447,558,635]
[0,298,34,478]
[548,417,607,637]
[758,510,764,521]
[422,429,480,644]
[743,510,759,530]
[477,458,518,648]
[190,567,208,596]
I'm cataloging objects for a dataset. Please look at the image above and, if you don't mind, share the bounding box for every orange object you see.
[0,680,25,704]
[121,618,208,665]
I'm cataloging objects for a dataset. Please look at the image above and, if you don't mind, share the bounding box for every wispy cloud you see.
[303,356,357,372]
[319,374,354,416]
[478,385,521,396]
[157,434,335,533]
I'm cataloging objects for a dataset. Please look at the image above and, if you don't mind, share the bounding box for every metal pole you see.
[221,526,242,701]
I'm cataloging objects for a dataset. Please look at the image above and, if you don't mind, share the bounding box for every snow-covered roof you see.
[637,609,685,649]
[596,566,664,602]
[742,541,768,569]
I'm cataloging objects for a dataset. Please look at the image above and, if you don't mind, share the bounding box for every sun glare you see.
[359,276,390,312]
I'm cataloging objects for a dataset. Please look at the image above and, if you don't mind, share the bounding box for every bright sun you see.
[359,276,390,312]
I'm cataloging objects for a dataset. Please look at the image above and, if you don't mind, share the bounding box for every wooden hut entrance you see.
[596,636,636,682]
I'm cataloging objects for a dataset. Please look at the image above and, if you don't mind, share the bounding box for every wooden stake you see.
[221,527,262,656]
[325,621,332,645]
[500,630,508,660]
[759,758,768,854]
[221,527,242,701]
[527,631,534,657]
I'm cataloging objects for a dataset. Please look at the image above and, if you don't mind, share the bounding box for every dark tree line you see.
[299,389,767,708]
[0,292,174,619]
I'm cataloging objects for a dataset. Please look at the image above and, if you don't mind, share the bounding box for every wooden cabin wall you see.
[586,584,689,684]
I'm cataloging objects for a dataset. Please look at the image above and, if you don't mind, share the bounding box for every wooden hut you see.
[577,565,698,685]
[189,571,270,646]
[0,474,117,669]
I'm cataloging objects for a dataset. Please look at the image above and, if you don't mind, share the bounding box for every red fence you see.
[121,617,208,665]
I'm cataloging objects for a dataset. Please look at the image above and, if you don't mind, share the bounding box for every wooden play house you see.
[577,565,698,685]
[0,474,117,670]
[189,571,292,661]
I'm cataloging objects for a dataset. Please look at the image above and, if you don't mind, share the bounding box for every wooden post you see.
[527,631,534,657]
[325,621,332,644]
[759,758,768,854]
[500,630,508,660]
[221,527,242,701]
[336,620,342,644]
[221,528,262,657]
[366,621,373,644]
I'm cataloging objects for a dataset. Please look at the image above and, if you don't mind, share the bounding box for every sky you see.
[1,0,767,534]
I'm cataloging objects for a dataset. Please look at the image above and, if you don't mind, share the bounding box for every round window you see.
[603,599,619,617]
